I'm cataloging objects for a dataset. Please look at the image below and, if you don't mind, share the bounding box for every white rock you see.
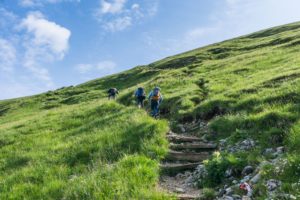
[225,187,234,195]
[175,187,185,193]
[250,173,261,184]
[266,179,281,191]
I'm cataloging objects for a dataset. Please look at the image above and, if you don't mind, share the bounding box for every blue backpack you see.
[152,88,161,101]
[137,87,145,97]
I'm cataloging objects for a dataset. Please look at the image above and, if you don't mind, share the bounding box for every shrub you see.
[200,188,216,200]
[200,152,246,188]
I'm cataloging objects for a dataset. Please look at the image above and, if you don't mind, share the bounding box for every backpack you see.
[152,88,161,101]
[137,87,145,97]
[108,88,117,95]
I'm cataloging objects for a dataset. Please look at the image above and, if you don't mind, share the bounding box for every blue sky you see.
[1,0,300,100]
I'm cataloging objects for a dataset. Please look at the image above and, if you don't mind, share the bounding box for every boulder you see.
[225,187,234,195]
[242,166,254,176]
[266,179,281,191]
[276,146,284,154]
[250,173,261,184]
[263,148,275,155]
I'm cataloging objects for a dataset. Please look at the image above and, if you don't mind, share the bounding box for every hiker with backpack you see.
[134,87,146,108]
[107,88,119,100]
[148,87,163,118]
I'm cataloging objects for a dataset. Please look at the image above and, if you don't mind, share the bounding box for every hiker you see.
[134,87,146,108]
[107,88,119,100]
[148,87,163,118]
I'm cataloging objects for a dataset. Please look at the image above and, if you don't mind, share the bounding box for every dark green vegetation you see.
[1,21,300,199]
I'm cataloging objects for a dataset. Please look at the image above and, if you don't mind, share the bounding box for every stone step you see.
[178,194,200,200]
[166,150,210,162]
[160,162,201,175]
[170,142,217,151]
[167,134,203,143]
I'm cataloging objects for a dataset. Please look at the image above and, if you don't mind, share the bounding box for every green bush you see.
[200,188,216,200]
[201,152,246,187]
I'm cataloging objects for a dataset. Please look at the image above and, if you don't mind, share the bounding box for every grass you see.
[0,101,170,199]
[2,21,300,199]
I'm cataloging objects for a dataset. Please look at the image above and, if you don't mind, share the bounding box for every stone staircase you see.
[159,132,217,199]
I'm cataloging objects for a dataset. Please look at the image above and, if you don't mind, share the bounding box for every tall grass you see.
[0,101,170,199]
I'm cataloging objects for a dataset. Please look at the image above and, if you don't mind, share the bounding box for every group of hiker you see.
[107,86,163,118]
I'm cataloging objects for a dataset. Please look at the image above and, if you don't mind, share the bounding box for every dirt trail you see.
[159,131,217,199]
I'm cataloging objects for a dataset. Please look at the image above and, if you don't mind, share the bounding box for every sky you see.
[1,0,300,100]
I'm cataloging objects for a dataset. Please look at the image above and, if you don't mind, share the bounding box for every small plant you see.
[200,152,246,188]
[200,188,216,200]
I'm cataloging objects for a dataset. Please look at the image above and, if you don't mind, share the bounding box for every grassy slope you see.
[1,21,300,198]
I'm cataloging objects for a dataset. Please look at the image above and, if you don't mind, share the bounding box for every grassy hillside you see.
[2,21,300,199]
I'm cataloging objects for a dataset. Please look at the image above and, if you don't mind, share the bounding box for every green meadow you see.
[2,21,300,198]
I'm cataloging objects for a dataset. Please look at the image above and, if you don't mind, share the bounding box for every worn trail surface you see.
[159,129,217,199]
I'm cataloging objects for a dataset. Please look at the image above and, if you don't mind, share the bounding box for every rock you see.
[232,180,238,185]
[242,196,251,200]
[240,139,255,150]
[264,148,275,155]
[176,173,184,179]
[177,124,186,133]
[276,146,284,154]
[242,166,254,176]
[200,134,208,142]
[221,196,234,200]
[175,187,185,193]
[190,164,208,186]
[274,193,297,199]
[225,168,233,178]
[218,189,226,197]
[232,194,242,200]
[240,175,251,183]
[250,173,261,184]
[227,139,256,153]
[266,179,281,191]
[225,187,234,195]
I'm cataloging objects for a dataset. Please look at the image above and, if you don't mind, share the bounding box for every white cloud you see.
[76,60,116,74]
[100,0,126,14]
[0,39,16,73]
[19,0,80,7]
[104,16,132,32]
[96,60,117,71]
[76,64,93,74]
[0,8,72,100]
[131,4,140,10]
[75,60,117,80]
[18,11,71,87]
[95,0,159,32]
[20,11,71,58]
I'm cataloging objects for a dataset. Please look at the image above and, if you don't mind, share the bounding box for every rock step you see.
[177,194,200,200]
[167,134,203,143]
[166,150,210,162]
[170,142,217,150]
[160,162,201,175]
